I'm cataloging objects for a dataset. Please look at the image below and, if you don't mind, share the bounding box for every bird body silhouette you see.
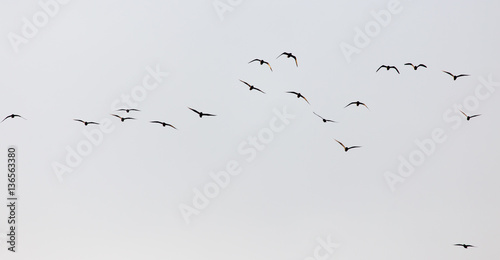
[277,52,298,67]
[249,59,273,71]
[1,114,26,123]
[117,108,140,113]
[313,112,337,123]
[345,101,369,109]
[460,110,481,121]
[454,244,475,249]
[376,65,399,74]
[111,114,136,122]
[74,119,99,126]
[150,121,176,129]
[443,71,469,80]
[335,139,361,152]
[286,91,310,104]
[240,80,265,94]
[404,63,427,70]
[188,107,216,118]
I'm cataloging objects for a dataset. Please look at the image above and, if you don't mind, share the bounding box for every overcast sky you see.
[0,0,499,259]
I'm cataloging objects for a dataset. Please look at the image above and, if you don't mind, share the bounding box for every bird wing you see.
[123,117,136,120]
[111,114,122,119]
[239,80,251,87]
[166,124,177,129]
[443,71,454,77]
[266,62,273,71]
[292,55,298,67]
[117,109,126,112]
[469,114,481,118]
[276,52,286,59]
[150,121,163,124]
[300,95,310,104]
[349,146,362,149]
[87,122,99,125]
[404,63,414,67]
[188,107,201,115]
[202,113,216,117]
[325,119,337,123]
[335,139,346,149]
[376,65,386,72]
[361,103,370,110]
[459,110,468,117]
[456,74,470,78]
[286,91,299,95]
[417,64,427,68]
[248,59,260,64]
[253,87,266,94]
[313,112,323,119]
[390,66,400,74]
[74,119,85,123]
[344,102,356,108]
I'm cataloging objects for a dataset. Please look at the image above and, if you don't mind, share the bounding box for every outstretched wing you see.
[348,146,362,150]
[111,114,122,119]
[335,139,346,149]
[300,95,310,104]
[390,66,400,74]
[253,87,266,94]
[469,114,481,118]
[188,107,201,115]
[443,71,454,77]
[376,65,386,72]
[417,64,427,68]
[74,119,85,124]
[456,74,470,78]
[239,80,251,87]
[459,110,468,117]
[202,113,216,117]
[248,59,260,64]
[276,52,287,59]
[344,102,356,108]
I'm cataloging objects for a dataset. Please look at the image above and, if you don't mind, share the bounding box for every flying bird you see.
[117,108,140,113]
[335,139,361,152]
[188,107,216,118]
[404,63,427,70]
[286,91,310,104]
[443,71,470,80]
[74,119,99,126]
[454,244,475,249]
[345,101,369,109]
[239,80,265,94]
[460,110,481,121]
[249,59,273,71]
[150,121,176,129]
[313,112,337,123]
[111,114,136,122]
[277,52,298,67]
[376,65,400,74]
[1,114,26,123]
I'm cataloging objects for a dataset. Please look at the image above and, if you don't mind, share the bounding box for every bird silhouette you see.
[460,110,481,121]
[313,112,337,123]
[150,121,176,129]
[74,119,99,126]
[376,65,400,74]
[240,80,265,94]
[454,244,475,249]
[335,139,361,152]
[443,71,469,80]
[404,63,427,70]
[1,114,26,123]
[345,101,369,109]
[117,108,140,113]
[286,91,310,104]
[111,114,136,122]
[249,59,273,71]
[188,107,216,118]
[277,52,298,67]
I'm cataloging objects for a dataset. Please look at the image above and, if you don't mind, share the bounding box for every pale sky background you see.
[0,0,499,259]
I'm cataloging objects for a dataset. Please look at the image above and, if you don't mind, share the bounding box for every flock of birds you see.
[1,52,482,249]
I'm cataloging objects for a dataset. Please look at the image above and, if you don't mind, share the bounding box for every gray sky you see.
[0,0,499,259]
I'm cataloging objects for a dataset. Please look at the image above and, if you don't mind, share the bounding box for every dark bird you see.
[188,107,216,118]
[335,139,361,152]
[1,114,26,123]
[460,110,481,121]
[443,71,470,80]
[240,80,265,94]
[376,65,400,74]
[313,112,337,123]
[74,119,99,126]
[345,101,369,109]
[117,108,140,113]
[277,52,298,67]
[454,244,475,249]
[111,114,136,122]
[150,121,176,129]
[404,63,427,70]
[286,91,310,104]
[249,59,273,71]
